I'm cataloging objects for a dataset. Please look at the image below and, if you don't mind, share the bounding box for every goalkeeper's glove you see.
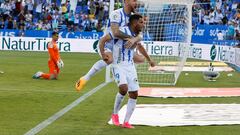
[57,59,64,68]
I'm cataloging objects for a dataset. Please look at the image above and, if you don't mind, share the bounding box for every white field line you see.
[0,88,77,93]
[24,82,108,135]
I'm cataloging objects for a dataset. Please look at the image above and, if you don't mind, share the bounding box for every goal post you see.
[135,0,194,85]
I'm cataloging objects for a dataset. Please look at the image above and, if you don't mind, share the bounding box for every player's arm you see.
[111,23,131,39]
[111,23,142,46]
[137,43,156,67]
[109,10,133,40]
[99,34,113,62]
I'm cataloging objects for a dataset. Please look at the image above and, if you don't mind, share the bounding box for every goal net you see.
[136,0,194,85]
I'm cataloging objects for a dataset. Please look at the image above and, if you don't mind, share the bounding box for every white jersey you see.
[102,8,132,51]
[111,26,140,91]
[112,26,137,65]
[105,8,131,34]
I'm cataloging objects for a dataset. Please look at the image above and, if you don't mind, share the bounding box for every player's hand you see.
[102,53,111,65]
[148,60,156,67]
[125,37,137,49]
[57,59,64,68]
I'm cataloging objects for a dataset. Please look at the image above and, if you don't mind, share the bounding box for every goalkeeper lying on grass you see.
[33,31,64,80]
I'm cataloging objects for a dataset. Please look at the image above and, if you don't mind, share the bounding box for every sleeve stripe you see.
[109,33,113,39]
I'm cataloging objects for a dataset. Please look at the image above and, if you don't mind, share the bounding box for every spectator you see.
[98,3,104,21]
[209,8,215,25]
[226,20,236,40]
[214,9,223,24]
[6,16,13,29]
[96,21,104,32]
[0,17,4,29]
[18,19,25,30]
[203,10,210,24]
[25,10,32,22]
[217,30,224,40]
[25,0,33,13]
[89,0,96,15]
[35,1,42,20]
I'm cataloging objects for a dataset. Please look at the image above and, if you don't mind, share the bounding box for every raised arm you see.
[137,43,155,67]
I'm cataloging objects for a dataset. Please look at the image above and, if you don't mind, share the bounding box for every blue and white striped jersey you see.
[103,8,132,51]
[105,8,131,35]
[112,26,137,65]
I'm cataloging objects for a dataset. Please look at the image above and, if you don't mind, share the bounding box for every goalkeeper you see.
[33,31,64,80]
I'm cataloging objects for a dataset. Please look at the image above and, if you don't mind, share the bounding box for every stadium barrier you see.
[0,36,239,68]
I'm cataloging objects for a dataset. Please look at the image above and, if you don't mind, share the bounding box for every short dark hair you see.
[129,14,143,25]
[52,31,58,36]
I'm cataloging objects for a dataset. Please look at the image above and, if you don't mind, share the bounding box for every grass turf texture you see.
[0,51,240,135]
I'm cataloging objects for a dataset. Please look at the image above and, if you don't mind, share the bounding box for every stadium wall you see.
[0,36,239,68]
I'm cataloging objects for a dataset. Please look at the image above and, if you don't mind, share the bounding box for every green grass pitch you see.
[0,51,240,135]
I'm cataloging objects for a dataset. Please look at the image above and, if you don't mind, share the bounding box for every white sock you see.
[83,60,107,81]
[113,93,125,114]
[124,98,137,123]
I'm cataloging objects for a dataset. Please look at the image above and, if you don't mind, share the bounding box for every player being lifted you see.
[75,0,144,91]
[33,32,64,80]
[99,14,155,128]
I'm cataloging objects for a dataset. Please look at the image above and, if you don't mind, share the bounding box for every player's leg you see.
[75,59,108,91]
[122,66,139,129]
[75,46,113,91]
[41,60,58,80]
[122,91,137,129]
[33,60,52,79]
[82,47,113,80]
[32,71,43,79]
[111,66,128,126]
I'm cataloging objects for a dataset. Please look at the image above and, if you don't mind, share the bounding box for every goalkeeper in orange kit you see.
[33,31,64,80]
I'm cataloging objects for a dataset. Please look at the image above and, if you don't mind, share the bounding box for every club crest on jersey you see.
[113,14,118,20]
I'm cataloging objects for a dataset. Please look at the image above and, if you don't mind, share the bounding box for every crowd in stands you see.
[0,0,114,33]
[0,0,239,40]
[193,0,240,40]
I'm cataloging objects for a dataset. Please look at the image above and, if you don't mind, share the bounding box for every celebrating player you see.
[33,31,64,80]
[99,14,155,128]
[75,0,144,91]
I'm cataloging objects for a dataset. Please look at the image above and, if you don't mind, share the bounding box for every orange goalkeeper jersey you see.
[48,41,60,63]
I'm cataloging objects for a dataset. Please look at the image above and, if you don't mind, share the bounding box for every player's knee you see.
[133,54,145,64]
[119,84,128,95]
[128,91,138,99]
[49,74,57,80]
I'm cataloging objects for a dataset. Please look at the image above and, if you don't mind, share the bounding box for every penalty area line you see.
[24,82,108,135]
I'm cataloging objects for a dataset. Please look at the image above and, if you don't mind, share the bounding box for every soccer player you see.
[75,0,144,91]
[33,31,64,80]
[99,14,155,128]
